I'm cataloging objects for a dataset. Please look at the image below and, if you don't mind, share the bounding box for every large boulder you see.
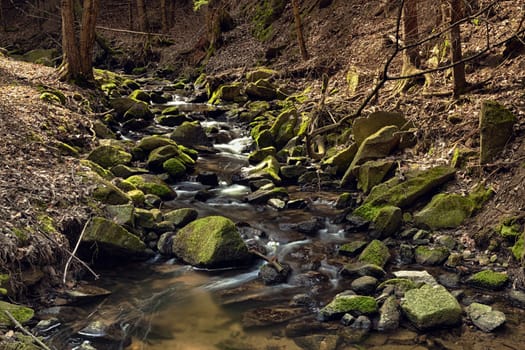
[358,239,391,268]
[401,284,461,329]
[123,174,176,200]
[246,67,278,82]
[414,193,474,229]
[209,83,244,104]
[82,217,148,258]
[341,126,400,187]
[357,160,395,193]
[479,101,517,164]
[246,79,278,100]
[322,144,358,175]
[352,111,410,145]
[170,121,211,148]
[171,216,251,267]
[354,166,456,220]
[269,109,298,149]
[136,135,178,152]
[87,145,132,169]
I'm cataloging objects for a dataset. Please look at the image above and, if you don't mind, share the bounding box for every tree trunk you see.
[0,0,4,32]
[128,0,133,30]
[402,0,419,67]
[168,0,175,29]
[161,0,168,33]
[136,0,149,32]
[79,0,99,79]
[292,0,308,61]
[450,0,466,97]
[60,0,99,83]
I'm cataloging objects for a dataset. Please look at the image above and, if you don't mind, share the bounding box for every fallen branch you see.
[3,310,51,350]
[249,249,284,273]
[63,218,96,284]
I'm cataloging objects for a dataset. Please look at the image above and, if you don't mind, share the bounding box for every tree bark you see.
[161,0,168,33]
[60,0,82,79]
[136,0,149,32]
[402,0,419,67]
[128,0,133,30]
[79,0,99,78]
[0,0,4,32]
[450,0,466,97]
[292,0,308,61]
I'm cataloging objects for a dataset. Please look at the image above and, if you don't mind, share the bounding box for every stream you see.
[41,90,525,350]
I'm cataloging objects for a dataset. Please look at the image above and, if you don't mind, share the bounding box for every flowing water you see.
[44,93,525,350]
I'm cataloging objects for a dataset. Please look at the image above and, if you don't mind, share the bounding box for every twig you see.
[3,310,52,350]
[63,218,93,284]
[249,249,284,273]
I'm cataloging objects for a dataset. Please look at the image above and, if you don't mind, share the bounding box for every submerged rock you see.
[401,284,461,329]
[259,262,292,285]
[466,302,506,332]
[171,216,251,267]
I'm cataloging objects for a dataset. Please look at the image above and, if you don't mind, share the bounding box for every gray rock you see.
[399,244,414,264]
[401,284,462,329]
[351,276,378,295]
[466,302,506,332]
[377,295,400,331]
[414,246,450,266]
[508,289,525,309]
[342,263,387,279]
[259,262,291,285]
[351,315,372,330]
[393,270,437,286]
[340,313,355,326]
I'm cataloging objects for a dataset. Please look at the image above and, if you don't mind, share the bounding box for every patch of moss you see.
[251,0,285,41]
[318,295,378,321]
[511,234,524,261]
[0,301,34,326]
[467,270,509,290]
[163,158,187,179]
[37,215,57,235]
[124,174,176,200]
[358,239,390,268]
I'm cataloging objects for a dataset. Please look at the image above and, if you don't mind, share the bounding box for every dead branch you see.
[3,310,52,350]
[249,248,284,273]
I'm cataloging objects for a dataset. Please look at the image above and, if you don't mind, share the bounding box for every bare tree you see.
[0,0,4,32]
[450,0,467,97]
[161,0,168,33]
[59,0,100,82]
[402,0,419,67]
[291,0,308,61]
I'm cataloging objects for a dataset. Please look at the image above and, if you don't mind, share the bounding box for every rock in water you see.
[466,302,506,332]
[171,216,251,268]
[401,284,461,329]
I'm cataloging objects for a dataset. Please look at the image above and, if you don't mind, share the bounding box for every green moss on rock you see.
[163,158,187,179]
[83,217,146,254]
[87,145,132,169]
[318,295,378,321]
[467,270,508,290]
[0,301,34,326]
[124,174,176,200]
[358,239,390,268]
[171,216,250,267]
[137,135,178,152]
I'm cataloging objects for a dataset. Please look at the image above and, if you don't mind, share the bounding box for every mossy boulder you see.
[111,164,149,179]
[21,48,59,66]
[466,270,508,290]
[129,89,150,103]
[245,155,281,183]
[322,144,358,175]
[80,159,113,180]
[414,246,450,266]
[354,166,456,221]
[480,101,517,164]
[0,301,34,326]
[209,83,244,104]
[341,126,400,186]
[127,189,145,206]
[269,109,298,149]
[124,174,176,200]
[171,216,251,267]
[248,146,277,164]
[163,208,198,227]
[163,158,187,179]
[372,205,402,238]
[246,79,278,100]
[318,294,378,321]
[136,135,178,152]
[110,97,136,117]
[170,121,211,147]
[105,204,135,227]
[357,160,395,193]
[92,177,131,205]
[358,239,391,268]
[156,113,191,127]
[87,145,132,169]
[246,67,278,82]
[352,111,410,145]
[339,240,367,256]
[123,100,154,121]
[401,284,462,329]
[134,208,162,229]
[82,217,147,257]
[147,145,181,172]
[254,128,274,149]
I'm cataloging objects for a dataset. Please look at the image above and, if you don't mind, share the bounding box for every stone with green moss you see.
[134,208,162,229]
[105,204,135,227]
[248,147,277,164]
[246,67,278,82]
[322,144,358,175]
[246,186,288,204]
[127,189,145,206]
[358,239,390,268]
[129,89,150,102]
[147,145,181,172]
[372,205,402,238]
[92,120,116,139]
[254,128,274,149]
[251,0,286,41]
[156,114,190,127]
[40,90,65,105]
[357,160,395,193]
[341,126,400,187]
[352,111,410,146]
[480,100,517,164]
[171,216,251,267]
[339,240,367,257]
[81,159,114,180]
[163,158,187,179]
[22,48,59,66]
[161,106,180,115]
[467,270,508,290]
[246,155,281,183]
[109,97,136,119]
[124,174,176,200]
[123,100,153,121]
[92,176,131,205]
[269,109,298,149]
[170,121,210,147]
[122,79,140,90]
[87,145,132,169]
[318,294,378,321]
[163,208,198,227]
[451,147,477,168]
[378,278,418,294]
[137,135,178,152]
[111,164,149,179]
[0,301,34,326]
[209,83,244,104]
[414,246,450,266]
[246,79,278,100]
[83,217,147,257]
[401,284,461,329]
[353,166,456,221]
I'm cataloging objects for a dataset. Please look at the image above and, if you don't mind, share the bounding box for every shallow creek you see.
[47,94,525,350]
